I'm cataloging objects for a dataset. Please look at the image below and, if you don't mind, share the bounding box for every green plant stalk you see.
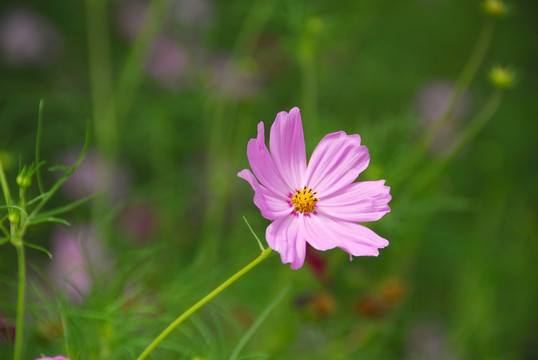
[13,242,26,360]
[409,90,503,195]
[423,19,494,150]
[0,145,27,360]
[229,284,290,360]
[35,99,45,194]
[0,156,12,209]
[85,0,117,157]
[20,121,90,239]
[136,248,273,360]
[0,157,15,241]
[391,19,494,187]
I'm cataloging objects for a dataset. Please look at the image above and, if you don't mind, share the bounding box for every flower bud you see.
[489,66,515,89]
[8,211,19,225]
[16,166,32,188]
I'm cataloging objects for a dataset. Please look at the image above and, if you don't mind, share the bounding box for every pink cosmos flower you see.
[238,107,391,269]
[35,357,69,360]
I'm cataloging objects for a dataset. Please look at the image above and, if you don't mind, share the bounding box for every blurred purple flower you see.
[0,313,15,345]
[114,0,149,42]
[405,318,459,360]
[121,204,156,243]
[0,7,63,67]
[414,80,471,155]
[173,0,213,28]
[48,225,110,303]
[145,36,190,89]
[35,357,70,360]
[57,148,130,203]
[209,55,260,100]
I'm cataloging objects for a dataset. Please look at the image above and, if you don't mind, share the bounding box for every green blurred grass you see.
[0,0,537,359]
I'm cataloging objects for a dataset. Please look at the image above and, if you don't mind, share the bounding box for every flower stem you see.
[0,156,12,209]
[13,243,26,360]
[391,19,494,187]
[422,19,494,151]
[136,248,273,360]
[409,90,503,195]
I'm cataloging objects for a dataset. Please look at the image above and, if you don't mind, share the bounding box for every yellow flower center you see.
[291,186,319,214]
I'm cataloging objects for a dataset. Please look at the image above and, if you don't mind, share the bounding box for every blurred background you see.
[0,0,537,359]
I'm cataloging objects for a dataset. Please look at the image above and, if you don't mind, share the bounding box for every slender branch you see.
[229,284,290,360]
[136,248,273,360]
[24,121,90,234]
[391,19,494,187]
[35,99,45,194]
[0,157,12,208]
[409,90,503,195]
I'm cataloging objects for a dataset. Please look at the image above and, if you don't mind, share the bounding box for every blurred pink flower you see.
[238,107,391,269]
[209,55,260,99]
[121,203,157,242]
[48,225,109,303]
[57,148,130,203]
[35,357,70,360]
[145,36,189,89]
[414,80,472,155]
[173,0,213,27]
[114,0,149,42]
[0,7,63,66]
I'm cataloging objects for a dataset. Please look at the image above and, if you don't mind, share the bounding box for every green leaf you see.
[23,241,52,259]
[0,205,28,216]
[0,237,9,245]
[29,216,70,226]
[38,192,101,218]
[243,216,265,252]
[0,220,8,237]
[26,192,50,206]
[29,120,91,218]
[47,165,70,172]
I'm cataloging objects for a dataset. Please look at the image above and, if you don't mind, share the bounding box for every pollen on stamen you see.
[291,185,319,214]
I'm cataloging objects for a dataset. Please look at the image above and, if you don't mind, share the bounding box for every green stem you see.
[409,90,503,195]
[0,157,12,208]
[229,284,290,360]
[13,243,26,360]
[423,19,494,150]
[391,19,494,187]
[35,99,45,194]
[85,0,117,158]
[136,248,273,360]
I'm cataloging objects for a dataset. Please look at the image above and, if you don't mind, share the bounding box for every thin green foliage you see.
[243,216,265,252]
[22,241,52,259]
[27,120,91,223]
[37,192,101,219]
[229,284,291,360]
[35,99,45,194]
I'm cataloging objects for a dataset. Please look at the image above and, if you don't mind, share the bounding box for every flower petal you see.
[238,169,292,221]
[317,180,391,222]
[304,214,388,257]
[247,121,290,196]
[305,131,370,197]
[269,107,307,191]
[266,214,306,269]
